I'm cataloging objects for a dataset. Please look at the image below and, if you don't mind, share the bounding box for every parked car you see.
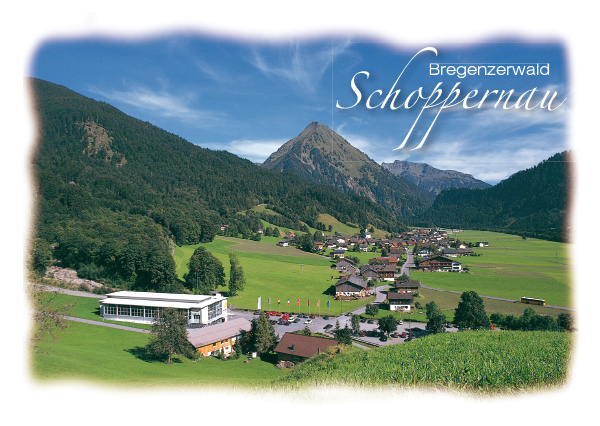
[401,332,408,338]
[367,319,374,324]
[254,310,260,315]
[324,324,333,330]
[380,336,388,342]
[310,314,315,319]
[304,319,313,324]
[294,318,300,323]
[323,315,330,320]
[398,320,403,325]
[391,333,399,338]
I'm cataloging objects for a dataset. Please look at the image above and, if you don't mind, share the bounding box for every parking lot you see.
[227,309,458,348]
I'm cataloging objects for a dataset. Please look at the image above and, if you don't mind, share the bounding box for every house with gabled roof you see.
[387,292,413,311]
[274,333,339,363]
[334,274,368,297]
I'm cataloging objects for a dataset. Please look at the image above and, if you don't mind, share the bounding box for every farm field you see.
[412,230,573,308]
[273,330,573,393]
[173,237,376,315]
[31,321,286,387]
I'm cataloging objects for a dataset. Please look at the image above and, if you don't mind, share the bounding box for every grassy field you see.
[173,236,376,315]
[273,330,573,393]
[412,230,573,308]
[31,321,287,387]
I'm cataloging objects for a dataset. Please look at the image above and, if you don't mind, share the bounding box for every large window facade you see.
[208,301,222,321]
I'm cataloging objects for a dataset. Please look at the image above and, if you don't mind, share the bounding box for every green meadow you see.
[173,236,375,315]
[412,230,573,308]
[273,330,572,393]
[31,321,286,387]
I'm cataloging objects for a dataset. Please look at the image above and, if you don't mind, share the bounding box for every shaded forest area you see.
[29,78,406,291]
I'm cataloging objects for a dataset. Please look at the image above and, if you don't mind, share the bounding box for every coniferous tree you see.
[228,252,246,296]
[184,247,225,293]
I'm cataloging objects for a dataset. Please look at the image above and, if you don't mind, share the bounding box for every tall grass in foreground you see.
[274,331,572,393]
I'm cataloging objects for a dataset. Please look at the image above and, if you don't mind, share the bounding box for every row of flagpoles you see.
[257,296,330,315]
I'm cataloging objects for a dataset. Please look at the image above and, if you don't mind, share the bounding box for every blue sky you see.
[29,35,568,184]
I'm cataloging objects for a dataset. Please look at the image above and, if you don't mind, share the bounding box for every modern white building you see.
[99,291,228,326]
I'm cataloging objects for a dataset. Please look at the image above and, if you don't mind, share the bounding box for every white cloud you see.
[88,84,227,127]
[249,41,352,93]
[224,139,287,163]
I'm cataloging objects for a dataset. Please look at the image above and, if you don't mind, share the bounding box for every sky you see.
[29,35,569,184]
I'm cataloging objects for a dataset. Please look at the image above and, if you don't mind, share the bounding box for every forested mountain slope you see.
[262,122,434,218]
[421,152,572,242]
[29,78,406,290]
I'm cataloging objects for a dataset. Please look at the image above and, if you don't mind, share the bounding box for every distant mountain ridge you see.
[262,122,434,218]
[421,151,571,242]
[381,160,492,195]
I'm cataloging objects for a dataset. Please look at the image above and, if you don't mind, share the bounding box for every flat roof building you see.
[99,291,228,326]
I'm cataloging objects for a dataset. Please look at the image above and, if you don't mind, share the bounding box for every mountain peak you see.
[261,123,434,218]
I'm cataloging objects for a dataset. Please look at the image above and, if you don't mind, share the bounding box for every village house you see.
[336,259,357,273]
[394,279,421,293]
[187,318,251,357]
[418,255,462,272]
[334,274,368,297]
[387,292,413,311]
[274,333,339,363]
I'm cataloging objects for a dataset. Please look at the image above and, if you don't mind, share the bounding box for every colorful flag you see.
[327,300,330,308]
[258,296,262,309]
[278,297,281,305]
[307,299,310,307]
[297,299,300,306]
[268,297,271,305]
[287,298,290,305]
[317,300,320,307]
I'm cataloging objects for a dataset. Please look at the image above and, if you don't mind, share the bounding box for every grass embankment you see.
[31,321,286,387]
[173,236,376,315]
[273,330,573,393]
[412,230,573,308]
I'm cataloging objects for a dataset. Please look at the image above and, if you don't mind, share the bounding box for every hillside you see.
[381,160,491,195]
[273,331,571,392]
[28,78,406,289]
[421,152,572,242]
[262,122,434,218]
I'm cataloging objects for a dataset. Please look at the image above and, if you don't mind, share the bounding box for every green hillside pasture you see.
[317,213,359,236]
[32,321,286,387]
[174,237,370,315]
[412,230,572,308]
[273,330,573,393]
[412,270,570,308]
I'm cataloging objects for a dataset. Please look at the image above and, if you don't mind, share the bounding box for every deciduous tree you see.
[453,291,490,330]
[378,315,398,336]
[425,301,447,334]
[144,307,194,364]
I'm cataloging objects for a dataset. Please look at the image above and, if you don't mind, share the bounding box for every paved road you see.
[33,283,106,299]
[64,316,151,333]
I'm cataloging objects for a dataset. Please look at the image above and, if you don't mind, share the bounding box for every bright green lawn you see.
[412,230,573,308]
[32,321,286,387]
[174,237,376,315]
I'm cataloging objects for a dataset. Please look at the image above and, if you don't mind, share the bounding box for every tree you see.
[228,252,246,296]
[144,308,194,364]
[557,313,574,331]
[335,324,352,345]
[453,291,490,330]
[29,284,74,353]
[378,315,397,336]
[313,230,325,242]
[351,314,361,335]
[365,303,379,318]
[272,228,280,238]
[302,325,312,336]
[184,246,225,293]
[425,301,447,334]
[248,313,278,355]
